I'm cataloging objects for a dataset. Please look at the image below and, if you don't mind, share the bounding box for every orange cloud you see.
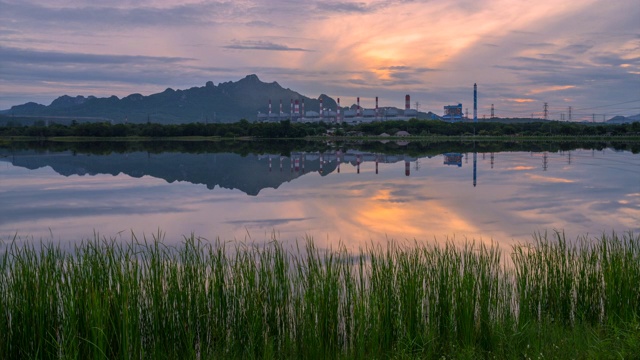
[528,85,576,95]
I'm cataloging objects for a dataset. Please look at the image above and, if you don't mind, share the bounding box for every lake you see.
[1,140,638,249]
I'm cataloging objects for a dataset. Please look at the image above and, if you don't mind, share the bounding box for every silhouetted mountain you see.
[2,75,338,124]
[607,114,639,124]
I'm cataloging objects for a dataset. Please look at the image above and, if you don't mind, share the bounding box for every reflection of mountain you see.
[2,150,411,196]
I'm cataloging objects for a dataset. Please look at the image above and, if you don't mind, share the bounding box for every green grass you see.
[1,231,639,359]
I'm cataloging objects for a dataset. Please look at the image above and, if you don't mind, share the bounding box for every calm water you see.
[1,141,639,249]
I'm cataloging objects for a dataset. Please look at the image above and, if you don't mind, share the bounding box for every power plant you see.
[257,85,478,124]
[258,94,433,123]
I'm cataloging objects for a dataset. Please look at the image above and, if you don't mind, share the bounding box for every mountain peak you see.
[241,74,261,83]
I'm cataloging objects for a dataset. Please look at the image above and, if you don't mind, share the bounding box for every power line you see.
[574,99,640,111]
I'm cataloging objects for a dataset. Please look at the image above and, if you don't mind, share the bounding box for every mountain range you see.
[2,75,406,124]
[1,75,347,124]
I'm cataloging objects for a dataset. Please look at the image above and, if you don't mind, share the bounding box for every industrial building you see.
[443,104,464,122]
[257,94,423,123]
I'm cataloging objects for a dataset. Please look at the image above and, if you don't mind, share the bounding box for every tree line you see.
[1,118,639,138]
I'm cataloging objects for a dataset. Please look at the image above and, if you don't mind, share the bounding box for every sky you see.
[1,0,639,120]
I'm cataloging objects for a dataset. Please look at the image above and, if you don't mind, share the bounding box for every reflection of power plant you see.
[261,151,418,176]
[443,153,463,167]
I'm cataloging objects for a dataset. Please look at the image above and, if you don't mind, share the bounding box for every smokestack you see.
[290,99,293,117]
[294,99,299,116]
[279,99,283,115]
[268,99,272,115]
[474,83,477,123]
[337,97,341,121]
[357,97,360,117]
[320,97,324,119]
[375,96,379,118]
[302,99,305,117]
[405,94,410,111]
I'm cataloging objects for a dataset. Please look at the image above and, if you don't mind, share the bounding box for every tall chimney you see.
[290,99,293,117]
[302,99,305,117]
[294,100,300,116]
[474,83,477,123]
[279,99,283,115]
[357,97,360,117]
[268,99,272,115]
[375,96,379,118]
[337,97,341,121]
[405,94,410,111]
[320,97,324,119]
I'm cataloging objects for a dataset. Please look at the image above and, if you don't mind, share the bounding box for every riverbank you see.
[2,231,638,359]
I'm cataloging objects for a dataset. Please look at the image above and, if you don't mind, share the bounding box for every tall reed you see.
[1,231,638,359]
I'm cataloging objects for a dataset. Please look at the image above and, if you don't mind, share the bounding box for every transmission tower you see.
[543,103,548,120]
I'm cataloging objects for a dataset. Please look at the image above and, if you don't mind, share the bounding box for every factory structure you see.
[257,94,427,124]
[256,84,479,124]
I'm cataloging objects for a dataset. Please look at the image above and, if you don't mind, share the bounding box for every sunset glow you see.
[0,0,638,117]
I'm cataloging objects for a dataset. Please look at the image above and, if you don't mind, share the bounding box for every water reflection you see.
[1,142,639,249]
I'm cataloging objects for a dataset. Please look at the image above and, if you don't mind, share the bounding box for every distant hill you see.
[1,75,339,124]
[606,114,640,124]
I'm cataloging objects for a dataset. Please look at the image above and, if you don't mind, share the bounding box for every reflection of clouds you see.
[2,149,639,249]
[225,218,311,227]
[527,174,575,183]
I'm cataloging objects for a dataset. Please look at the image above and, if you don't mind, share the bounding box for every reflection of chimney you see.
[405,94,410,111]
[375,156,379,174]
[473,152,477,187]
[295,156,300,172]
[405,159,410,176]
[280,156,283,171]
[269,156,272,172]
[357,155,361,174]
[319,154,324,174]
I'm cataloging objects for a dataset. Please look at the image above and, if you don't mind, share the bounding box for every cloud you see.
[0,1,230,28]
[222,40,312,52]
[0,45,193,65]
